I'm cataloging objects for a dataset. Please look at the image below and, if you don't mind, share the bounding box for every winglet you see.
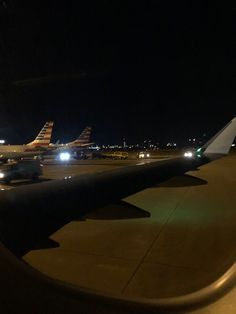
[202,117,236,160]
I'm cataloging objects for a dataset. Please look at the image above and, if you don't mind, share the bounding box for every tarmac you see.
[2,152,236,300]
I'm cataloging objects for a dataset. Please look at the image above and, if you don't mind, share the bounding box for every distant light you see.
[147,153,150,157]
[59,152,71,161]
[232,144,235,147]
[184,151,193,158]
[90,145,100,150]
[0,172,5,178]
[0,140,5,144]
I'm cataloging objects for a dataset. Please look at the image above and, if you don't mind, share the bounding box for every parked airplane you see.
[0,121,54,161]
[50,126,93,149]
[65,126,93,148]
[47,126,93,160]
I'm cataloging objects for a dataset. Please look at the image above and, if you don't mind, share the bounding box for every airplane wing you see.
[1,117,236,253]
[0,117,235,313]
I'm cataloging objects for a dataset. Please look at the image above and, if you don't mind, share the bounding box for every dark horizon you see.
[0,2,234,144]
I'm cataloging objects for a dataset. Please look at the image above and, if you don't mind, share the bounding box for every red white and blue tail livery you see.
[0,121,54,161]
[67,126,93,147]
[26,121,54,149]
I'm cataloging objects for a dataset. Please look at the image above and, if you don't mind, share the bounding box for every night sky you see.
[0,1,235,145]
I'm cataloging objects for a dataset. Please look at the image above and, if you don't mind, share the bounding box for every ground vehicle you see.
[92,151,128,160]
[137,151,151,158]
[101,151,128,160]
[0,160,43,184]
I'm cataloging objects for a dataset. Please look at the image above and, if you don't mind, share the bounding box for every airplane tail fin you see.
[72,126,92,146]
[27,121,54,148]
[202,117,236,160]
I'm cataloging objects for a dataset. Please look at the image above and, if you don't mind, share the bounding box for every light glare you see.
[184,151,193,158]
[59,152,71,161]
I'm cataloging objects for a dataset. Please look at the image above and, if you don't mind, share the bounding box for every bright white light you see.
[59,152,71,161]
[139,153,145,158]
[0,140,5,144]
[232,144,235,147]
[184,151,193,158]
[147,153,150,157]
[0,172,5,178]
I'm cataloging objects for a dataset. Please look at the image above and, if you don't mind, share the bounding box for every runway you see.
[14,152,236,299]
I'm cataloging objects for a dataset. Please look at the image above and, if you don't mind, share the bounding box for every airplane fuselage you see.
[0,145,46,159]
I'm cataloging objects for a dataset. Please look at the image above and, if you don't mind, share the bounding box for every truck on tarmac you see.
[92,151,128,160]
